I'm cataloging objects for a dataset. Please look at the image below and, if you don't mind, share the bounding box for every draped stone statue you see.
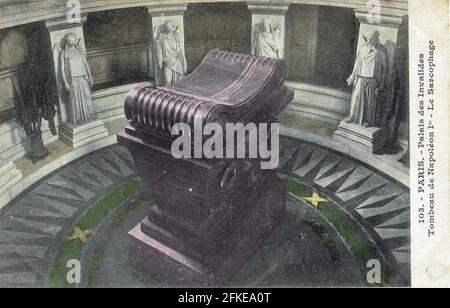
[251,19,281,58]
[55,33,95,125]
[153,20,187,86]
[344,30,388,127]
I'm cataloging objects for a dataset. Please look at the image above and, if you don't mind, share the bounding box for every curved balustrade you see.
[0,80,409,210]
[0,0,409,210]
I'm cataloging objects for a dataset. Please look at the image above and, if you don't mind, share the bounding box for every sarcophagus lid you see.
[124,49,293,137]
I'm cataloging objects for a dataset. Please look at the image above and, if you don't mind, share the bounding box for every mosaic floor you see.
[0,137,410,287]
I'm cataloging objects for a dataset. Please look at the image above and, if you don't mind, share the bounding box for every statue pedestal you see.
[128,176,286,286]
[59,119,108,148]
[0,159,22,198]
[334,122,387,154]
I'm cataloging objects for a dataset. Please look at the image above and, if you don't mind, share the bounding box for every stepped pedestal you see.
[128,175,286,286]
[334,122,387,154]
[59,119,108,148]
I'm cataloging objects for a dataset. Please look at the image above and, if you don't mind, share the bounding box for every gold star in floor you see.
[67,225,95,244]
[304,190,328,208]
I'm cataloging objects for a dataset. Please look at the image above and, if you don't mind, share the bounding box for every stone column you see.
[247,2,289,59]
[147,4,188,86]
[333,9,406,154]
[45,15,108,148]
